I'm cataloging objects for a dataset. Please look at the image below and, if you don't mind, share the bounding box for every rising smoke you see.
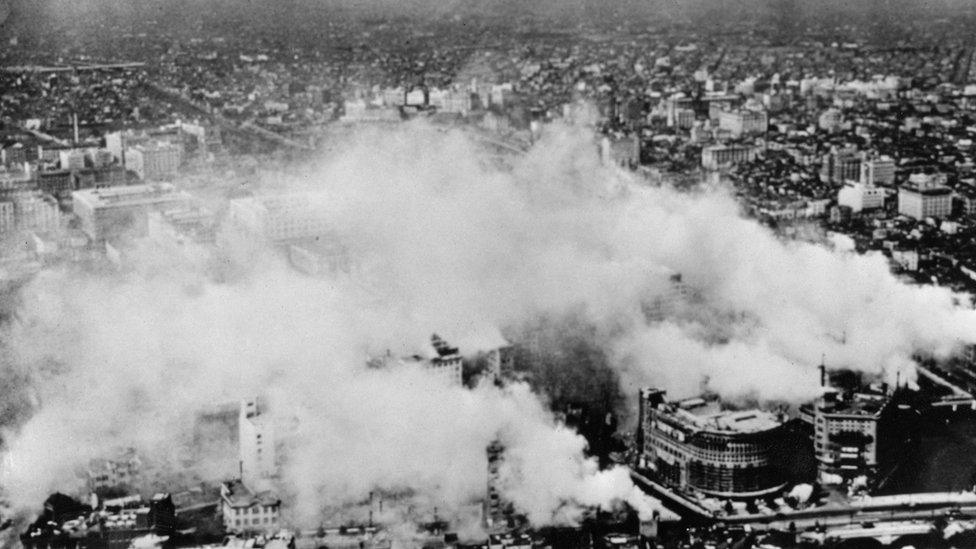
[1,120,975,535]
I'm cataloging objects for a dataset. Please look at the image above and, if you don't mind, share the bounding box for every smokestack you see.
[819,354,827,387]
[73,113,79,145]
[239,460,243,481]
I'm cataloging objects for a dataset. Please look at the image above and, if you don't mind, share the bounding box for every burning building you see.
[370,334,464,386]
[485,439,519,534]
[637,388,785,499]
[239,397,277,488]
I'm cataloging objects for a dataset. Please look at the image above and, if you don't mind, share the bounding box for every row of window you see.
[233,516,277,527]
[233,505,277,516]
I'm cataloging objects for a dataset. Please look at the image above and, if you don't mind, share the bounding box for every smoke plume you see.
[1,120,975,535]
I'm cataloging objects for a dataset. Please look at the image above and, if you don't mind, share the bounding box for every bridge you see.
[799,520,937,547]
[631,469,976,531]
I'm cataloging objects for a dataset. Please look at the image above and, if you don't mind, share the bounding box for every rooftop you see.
[659,395,782,434]
[220,479,280,509]
[72,183,189,208]
[819,390,889,417]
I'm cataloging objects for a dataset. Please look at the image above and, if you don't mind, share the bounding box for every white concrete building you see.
[898,185,952,220]
[838,182,886,212]
[860,156,896,186]
[239,398,276,488]
[59,149,86,171]
[701,144,758,170]
[373,334,464,386]
[228,193,331,242]
[124,142,182,182]
[72,183,190,241]
[717,108,768,137]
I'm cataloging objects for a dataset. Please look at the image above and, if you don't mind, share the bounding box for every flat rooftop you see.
[661,396,782,434]
[73,183,189,208]
[819,392,888,416]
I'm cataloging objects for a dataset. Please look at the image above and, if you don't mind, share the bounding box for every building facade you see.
[812,387,899,485]
[228,193,331,242]
[239,398,277,488]
[125,142,182,182]
[220,479,281,534]
[0,201,14,235]
[717,108,768,138]
[821,149,863,184]
[72,183,191,242]
[898,186,952,220]
[838,182,886,212]
[701,144,758,170]
[638,388,785,498]
[861,156,896,186]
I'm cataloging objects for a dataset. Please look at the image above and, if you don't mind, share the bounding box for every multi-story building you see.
[898,184,952,220]
[645,272,697,322]
[14,192,61,234]
[701,144,758,170]
[0,164,35,193]
[124,142,182,182]
[1,144,27,167]
[600,135,640,168]
[483,345,516,385]
[717,108,768,138]
[432,88,473,115]
[838,182,886,212]
[147,206,217,245]
[404,334,463,386]
[485,439,518,534]
[37,169,74,201]
[220,479,281,535]
[74,165,128,192]
[371,334,464,386]
[821,148,863,184]
[88,448,141,493]
[673,108,696,130]
[811,386,899,485]
[663,96,694,128]
[59,149,86,171]
[72,183,191,242]
[861,156,896,186]
[818,108,844,133]
[239,398,277,488]
[0,201,14,235]
[287,238,350,276]
[638,388,785,499]
[707,101,734,124]
[228,193,331,242]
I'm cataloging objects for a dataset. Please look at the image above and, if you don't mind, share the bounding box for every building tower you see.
[485,439,514,534]
[239,397,276,488]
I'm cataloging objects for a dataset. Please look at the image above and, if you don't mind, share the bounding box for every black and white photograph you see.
[2,1,976,548]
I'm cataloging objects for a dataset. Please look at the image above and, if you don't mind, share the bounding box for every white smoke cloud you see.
[1,119,975,534]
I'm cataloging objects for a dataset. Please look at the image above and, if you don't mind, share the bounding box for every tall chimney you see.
[819,354,827,387]
[73,113,79,145]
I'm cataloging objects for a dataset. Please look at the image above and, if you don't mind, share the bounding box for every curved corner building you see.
[639,388,785,499]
